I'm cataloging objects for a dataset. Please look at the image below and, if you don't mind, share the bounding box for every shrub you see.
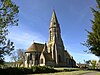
[64,68,79,72]
[31,66,57,73]
[0,66,57,74]
[0,67,33,75]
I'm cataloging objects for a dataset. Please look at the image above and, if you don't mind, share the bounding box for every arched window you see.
[41,58,43,64]
[27,55,30,64]
[58,55,61,63]
[54,28,56,33]
[35,54,38,60]
[50,31,52,41]
[29,53,32,60]
[53,22,56,25]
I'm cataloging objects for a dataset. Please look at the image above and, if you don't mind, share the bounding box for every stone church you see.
[25,10,76,67]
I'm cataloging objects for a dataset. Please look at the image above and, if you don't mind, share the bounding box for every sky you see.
[5,0,99,63]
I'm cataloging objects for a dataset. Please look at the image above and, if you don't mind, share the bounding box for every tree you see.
[84,60,91,68]
[85,60,91,64]
[11,51,18,67]
[17,49,25,67]
[82,0,100,57]
[91,60,97,69]
[0,0,19,64]
[11,49,25,67]
[99,59,100,62]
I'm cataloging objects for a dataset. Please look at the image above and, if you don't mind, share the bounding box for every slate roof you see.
[26,42,44,53]
[64,50,72,59]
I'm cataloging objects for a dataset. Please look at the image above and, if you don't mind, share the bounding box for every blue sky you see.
[6,0,99,63]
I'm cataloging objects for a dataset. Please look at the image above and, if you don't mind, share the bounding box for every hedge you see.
[0,66,57,75]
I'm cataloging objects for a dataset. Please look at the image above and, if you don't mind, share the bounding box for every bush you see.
[0,66,57,74]
[64,68,79,72]
[0,67,33,75]
[31,66,57,73]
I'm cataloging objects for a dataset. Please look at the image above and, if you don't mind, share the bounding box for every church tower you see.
[48,10,65,66]
[25,10,76,67]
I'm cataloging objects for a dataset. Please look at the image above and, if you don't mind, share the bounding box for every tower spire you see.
[50,10,59,28]
[48,10,61,42]
[47,10,65,66]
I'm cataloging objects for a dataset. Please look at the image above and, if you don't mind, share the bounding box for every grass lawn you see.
[28,71,94,75]
[95,72,100,75]
[54,68,79,70]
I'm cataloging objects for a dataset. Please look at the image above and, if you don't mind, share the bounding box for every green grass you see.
[95,72,100,75]
[28,71,94,75]
[54,68,79,70]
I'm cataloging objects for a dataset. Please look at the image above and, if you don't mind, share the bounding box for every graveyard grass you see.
[27,70,94,75]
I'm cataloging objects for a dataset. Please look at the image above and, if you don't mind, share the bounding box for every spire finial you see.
[52,9,56,18]
[53,9,55,13]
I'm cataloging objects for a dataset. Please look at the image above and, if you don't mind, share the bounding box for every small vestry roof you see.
[26,42,44,53]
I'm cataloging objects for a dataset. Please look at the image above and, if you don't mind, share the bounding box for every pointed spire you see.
[50,10,59,28]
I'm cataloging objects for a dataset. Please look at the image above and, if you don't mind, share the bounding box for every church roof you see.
[64,50,72,59]
[26,42,44,53]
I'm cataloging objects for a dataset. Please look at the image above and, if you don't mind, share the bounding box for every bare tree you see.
[11,52,18,67]
[17,49,25,67]
[11,49,25,67]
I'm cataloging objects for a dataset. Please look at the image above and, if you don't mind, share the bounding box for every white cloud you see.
[5,25,46,62]
[64,42,99,63]
[72,52,99,63]
[7,31,47,49]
